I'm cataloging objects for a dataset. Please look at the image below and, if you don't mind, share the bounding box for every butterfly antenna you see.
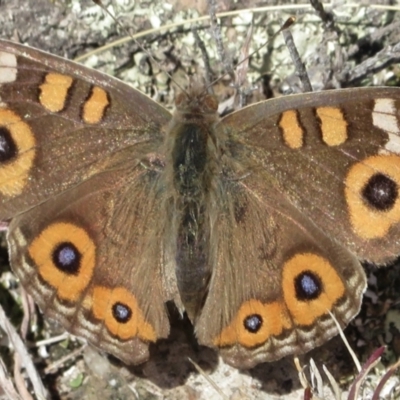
[92,0,189,96]
[204,16,296,95]
[207,0,235,84]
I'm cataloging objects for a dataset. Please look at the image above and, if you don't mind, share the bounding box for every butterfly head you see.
[174,87,219,117]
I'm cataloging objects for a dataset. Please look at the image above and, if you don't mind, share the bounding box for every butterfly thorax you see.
[165,90,222,321]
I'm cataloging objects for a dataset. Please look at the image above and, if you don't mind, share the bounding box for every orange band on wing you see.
[39,73,74,113]
[279,110,304,149]
[316,106,348,146]
[82,86,109,124]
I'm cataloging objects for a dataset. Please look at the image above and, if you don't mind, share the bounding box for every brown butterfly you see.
[0,37,399,369]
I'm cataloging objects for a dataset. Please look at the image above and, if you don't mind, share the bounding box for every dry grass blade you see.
[13,353,34,400]
[73,4,312,63]
[310,358,324,397]
[207,0,234,81]
[0,302,48,399]
[322,364,342,400]
[0,356,22,400]
[328,311,362,372]
[295,357,324,400]
[294,356,310,390]
[188,357,229,400]
[347,347,385,400]
[371,358,400,400]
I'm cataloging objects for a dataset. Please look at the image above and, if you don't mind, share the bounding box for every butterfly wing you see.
[195,88,400,367]
[0,40,174,363]
[8,165,175,364]
[194,164,366,368]
[221,88,400,264]
[0,39,170,218]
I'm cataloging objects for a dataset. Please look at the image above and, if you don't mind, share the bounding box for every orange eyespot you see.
[214,300,291,348]
[92,286,156,342]
[345,155,400,239]
[282,253,345,326]
[0,109,36,197]
[28,222,95,302]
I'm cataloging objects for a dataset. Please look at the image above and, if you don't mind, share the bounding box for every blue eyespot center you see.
[294,271,322,301]
[112,302,132,323]
[244,314,263,333]
[52,242,81,275]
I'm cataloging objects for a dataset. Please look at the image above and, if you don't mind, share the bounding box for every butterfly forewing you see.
[221,88,400,264]
[0,40,170,219]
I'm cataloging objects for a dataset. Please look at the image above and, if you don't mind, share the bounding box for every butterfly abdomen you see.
[167,92,222,320]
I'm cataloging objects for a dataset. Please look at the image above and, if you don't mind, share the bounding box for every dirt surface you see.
[0,1,399,399]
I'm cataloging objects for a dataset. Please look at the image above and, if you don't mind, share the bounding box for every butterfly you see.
[0,37,399,369]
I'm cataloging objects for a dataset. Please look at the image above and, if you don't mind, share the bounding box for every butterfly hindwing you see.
[7,158,173,364]
[193,151,366,368]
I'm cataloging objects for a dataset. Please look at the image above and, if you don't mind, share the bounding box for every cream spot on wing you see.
[373,99,400,154]
[0,52,17,83]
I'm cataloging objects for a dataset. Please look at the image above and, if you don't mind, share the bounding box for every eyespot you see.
[345,155,400,239]
[28,222,95,302]
[214,253,348,349]
[213,300,291,348]
[282,253,345,326]
[0,109,36,197]
[92,286,156,341]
